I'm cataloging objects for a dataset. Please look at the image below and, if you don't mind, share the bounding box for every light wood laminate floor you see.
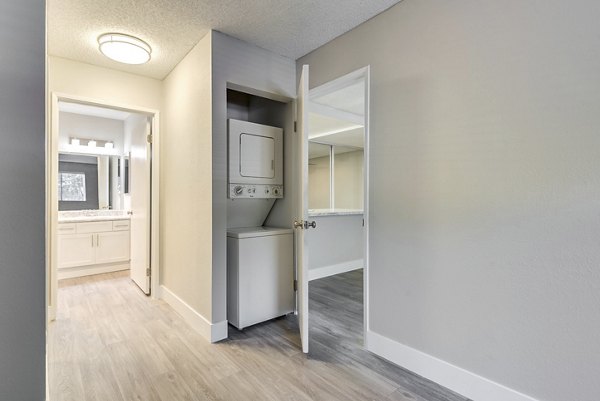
[48,270,469,401]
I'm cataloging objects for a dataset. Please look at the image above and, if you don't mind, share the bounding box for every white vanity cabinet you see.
[57,219,130,279]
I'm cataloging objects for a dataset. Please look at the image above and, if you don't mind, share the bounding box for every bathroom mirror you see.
[58,153,126,211]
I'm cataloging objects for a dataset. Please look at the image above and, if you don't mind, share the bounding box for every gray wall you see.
[0,1,46,400]
[58,157,99,211]
[307,214,363,272]
[299,1,600,400]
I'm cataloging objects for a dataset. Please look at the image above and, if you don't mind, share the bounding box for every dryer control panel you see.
[229,184,283,199]
[228,119,284,199]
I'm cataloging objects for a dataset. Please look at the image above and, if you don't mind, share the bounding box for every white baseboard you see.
[57,263,129,280]
[366,330,539,401]
[159,285,228,343]
[309,259,363,281]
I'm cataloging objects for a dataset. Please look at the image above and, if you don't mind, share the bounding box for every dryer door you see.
[240,133,275,178]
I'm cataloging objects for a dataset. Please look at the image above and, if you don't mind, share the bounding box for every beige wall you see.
[48,56,161,110]
[308,155,330,209]
[300,1,600,400]
[334,150,363,209]
[161,33,213,320]
[309,150,364,210]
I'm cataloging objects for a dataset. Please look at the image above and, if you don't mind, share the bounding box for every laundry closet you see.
[225,89,294,329]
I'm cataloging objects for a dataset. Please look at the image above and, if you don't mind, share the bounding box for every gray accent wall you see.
[299,1,600,400]
[0,1,46,400]
[58,160,99,211]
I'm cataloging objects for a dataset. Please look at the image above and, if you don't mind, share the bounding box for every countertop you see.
[58,215,130,223]
[58,210,130,224]
[308,209,364,217]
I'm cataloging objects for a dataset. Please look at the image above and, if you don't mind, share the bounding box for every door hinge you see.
[294,121,297,133]
[146,268,151,277]
[147,134,153,144]
[293,279,298,291]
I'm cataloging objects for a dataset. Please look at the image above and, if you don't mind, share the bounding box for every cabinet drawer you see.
[112,220,130,231]
[77,221,113,234]
[57,223,77,235]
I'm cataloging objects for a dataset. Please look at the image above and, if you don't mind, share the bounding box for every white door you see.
[129,116,152,294]
[295,65,313,353]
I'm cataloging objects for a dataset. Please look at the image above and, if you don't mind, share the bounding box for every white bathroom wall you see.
[0,1,46,399]
[58,112,125,154]
[299,1,600,400]
[211,31,296,329]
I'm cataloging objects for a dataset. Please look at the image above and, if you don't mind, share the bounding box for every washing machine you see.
[227,226,294,330]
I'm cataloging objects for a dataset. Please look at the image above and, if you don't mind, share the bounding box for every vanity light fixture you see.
[98,33,152,65]
[104,142,114,149]
[88,140,97,148]
[71,138,80,146]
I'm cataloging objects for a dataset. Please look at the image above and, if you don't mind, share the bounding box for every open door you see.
[294,65,315,353]
[129,115,152,294]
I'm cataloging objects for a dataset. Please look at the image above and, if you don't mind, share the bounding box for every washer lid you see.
[227,226,293,239]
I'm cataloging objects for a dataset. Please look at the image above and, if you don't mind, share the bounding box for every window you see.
[58,172,86,201]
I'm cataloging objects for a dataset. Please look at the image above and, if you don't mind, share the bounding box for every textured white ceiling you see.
[48,0,401,79]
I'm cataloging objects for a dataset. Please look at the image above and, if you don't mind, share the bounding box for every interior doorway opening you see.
[47,94,161,322]
[305,67,370,352]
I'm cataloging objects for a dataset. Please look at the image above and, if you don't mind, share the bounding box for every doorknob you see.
[293,220,317,229]
[304,220,317,229]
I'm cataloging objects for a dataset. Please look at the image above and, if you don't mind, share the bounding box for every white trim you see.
[57,263,129,280]
[366,330,540,401]
[211,319,229,342]
[362,66,371,344]
[159,285,228,343]
[308,260,363,281]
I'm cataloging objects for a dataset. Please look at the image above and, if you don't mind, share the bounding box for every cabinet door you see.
[58,234,95,269]
[95,231,130,265]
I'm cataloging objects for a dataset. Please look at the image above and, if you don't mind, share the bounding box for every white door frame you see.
[307,66,371,346]
[47,92,161,321]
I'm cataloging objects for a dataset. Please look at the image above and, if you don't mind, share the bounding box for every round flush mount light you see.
[98,33,151,65]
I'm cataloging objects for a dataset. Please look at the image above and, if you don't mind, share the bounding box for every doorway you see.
[47,94,161,322]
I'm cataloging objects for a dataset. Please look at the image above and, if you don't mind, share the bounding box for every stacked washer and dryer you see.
[226,118,294,330]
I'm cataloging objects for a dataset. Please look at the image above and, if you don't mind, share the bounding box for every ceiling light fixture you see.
[98,33,151,65]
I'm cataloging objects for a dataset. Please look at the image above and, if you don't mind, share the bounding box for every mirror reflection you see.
[58,153,127,211]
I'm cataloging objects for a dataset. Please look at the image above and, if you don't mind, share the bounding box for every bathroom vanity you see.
[57,211,131,279]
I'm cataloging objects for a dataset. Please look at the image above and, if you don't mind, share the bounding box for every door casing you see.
[47,93,161,322]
